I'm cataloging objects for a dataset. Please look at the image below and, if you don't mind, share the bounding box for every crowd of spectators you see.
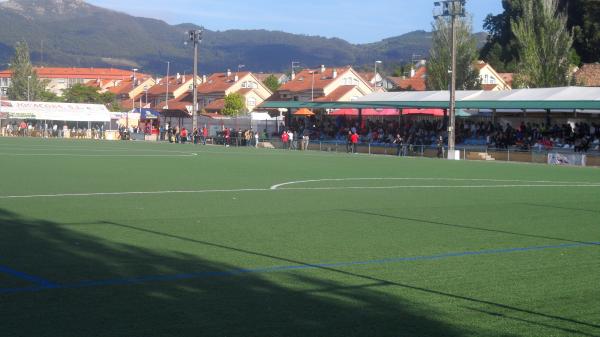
[287,116,600,152]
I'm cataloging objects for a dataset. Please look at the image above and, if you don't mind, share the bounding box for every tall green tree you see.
[426,16,481,91]
[222,93,246,116]
[262,75,280,93]
[512,0,573,88]
[559,0,600,63]
[7,41,47,101]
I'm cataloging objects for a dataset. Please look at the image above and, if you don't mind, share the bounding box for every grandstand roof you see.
[260,87,600,111]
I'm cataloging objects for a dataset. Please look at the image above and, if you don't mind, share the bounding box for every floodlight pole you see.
[188,28,203,133]
[434,0,464,159]
[449,10,457,159]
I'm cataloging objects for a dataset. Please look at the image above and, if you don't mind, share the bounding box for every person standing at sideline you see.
[180,128,188,144]
[288,130,295,150]
[437,135,444,158]
[224,128,231,147]
[350,132,359,154]
[202,126,208,145]
[281,130,289,149]
[193,128,199,144]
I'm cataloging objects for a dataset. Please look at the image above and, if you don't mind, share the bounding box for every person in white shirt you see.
[288,130,294,150]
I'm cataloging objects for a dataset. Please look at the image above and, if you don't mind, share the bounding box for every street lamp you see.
[144,85,148,106]
[374,60,382,87]
[309,70,315,102]
[164,61,170,109]
[27,75,31,101]
[187,28,203,133]
[128,68,138,129]
[434,0,465,159]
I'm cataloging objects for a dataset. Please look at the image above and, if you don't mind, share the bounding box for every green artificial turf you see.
[0,137,599,337]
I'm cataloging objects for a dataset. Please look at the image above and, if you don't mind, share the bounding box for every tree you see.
[426,16,481,91]
[222,93,246,116]
[479,0,525,72]
[512,0,573,88]
[7,41,48,101]
[262,75,280,93]
[62,84,120,111]
[481,0,599,69]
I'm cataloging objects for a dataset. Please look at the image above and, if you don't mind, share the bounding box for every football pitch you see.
[0,137,599,337]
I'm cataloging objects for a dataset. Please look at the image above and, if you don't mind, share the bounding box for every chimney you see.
[182,75,186,83]
[332,68,338,79]
[320,65,326,73]
[410,67,416,78]
[227,69,232,78]
[176,72,181,80]
[291,72,295,80]
[234,75,239,82]
[202,74,207,83]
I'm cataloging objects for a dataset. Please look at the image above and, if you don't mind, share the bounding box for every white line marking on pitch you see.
[0,153,198,157]
[1,181,599,199]
[269,178,599,190]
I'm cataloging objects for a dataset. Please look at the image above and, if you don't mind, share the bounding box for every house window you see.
[490,76,496,84]
[484,74,489,84]
[247,97,256,107]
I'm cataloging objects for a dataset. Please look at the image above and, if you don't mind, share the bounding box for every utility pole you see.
[165,61,170,109]
[434,0,465,160]
[187,28,203,132]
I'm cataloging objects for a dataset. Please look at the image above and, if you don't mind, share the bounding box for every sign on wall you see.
[0,100,111,122]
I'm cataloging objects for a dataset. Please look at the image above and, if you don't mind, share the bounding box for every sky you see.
[86,0,504,44]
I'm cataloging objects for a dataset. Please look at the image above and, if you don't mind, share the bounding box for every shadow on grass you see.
[342,209,600,337]
[344,209,600,246]
[0,208,514,337]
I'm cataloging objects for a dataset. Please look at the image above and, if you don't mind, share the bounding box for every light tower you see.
[187,28,203,132]
[434,0,466,159]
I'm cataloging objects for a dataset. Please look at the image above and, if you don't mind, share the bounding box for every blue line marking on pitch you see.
[0,265,58,288]
[0,241,598,295]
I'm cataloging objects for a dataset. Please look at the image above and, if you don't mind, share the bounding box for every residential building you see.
[254,73,290,85]
[0,67,143,96]
[385,66,427,91]
[273,65,374,102]
[474,61,512,91]
[144,73,200,109]
[178,70,273,113]
[575,64,600,87]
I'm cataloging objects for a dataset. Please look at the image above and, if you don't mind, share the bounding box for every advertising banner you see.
[0,100,111,122]
[548,153,587,166]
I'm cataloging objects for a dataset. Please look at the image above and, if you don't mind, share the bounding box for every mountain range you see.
[0,0,486,75]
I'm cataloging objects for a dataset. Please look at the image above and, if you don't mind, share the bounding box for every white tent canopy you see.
[355,87,600,112]
[0,100,111,122]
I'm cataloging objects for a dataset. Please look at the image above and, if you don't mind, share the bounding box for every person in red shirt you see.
[224,128,231,147]
[350,132,359,153]
[202,126,208,145]
[180,128,188,144]
[281,130,289,150]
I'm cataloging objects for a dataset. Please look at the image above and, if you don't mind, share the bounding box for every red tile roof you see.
[498,73,513,86]
[197,72,251,94]
[575,64,600,86]
[254,73,285,82]
[279,67,352,92]
[0,67,145,80]
[314,85,356,102]
[388,76,427,91]
[205,99,225,111]
[147,76,186,96]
